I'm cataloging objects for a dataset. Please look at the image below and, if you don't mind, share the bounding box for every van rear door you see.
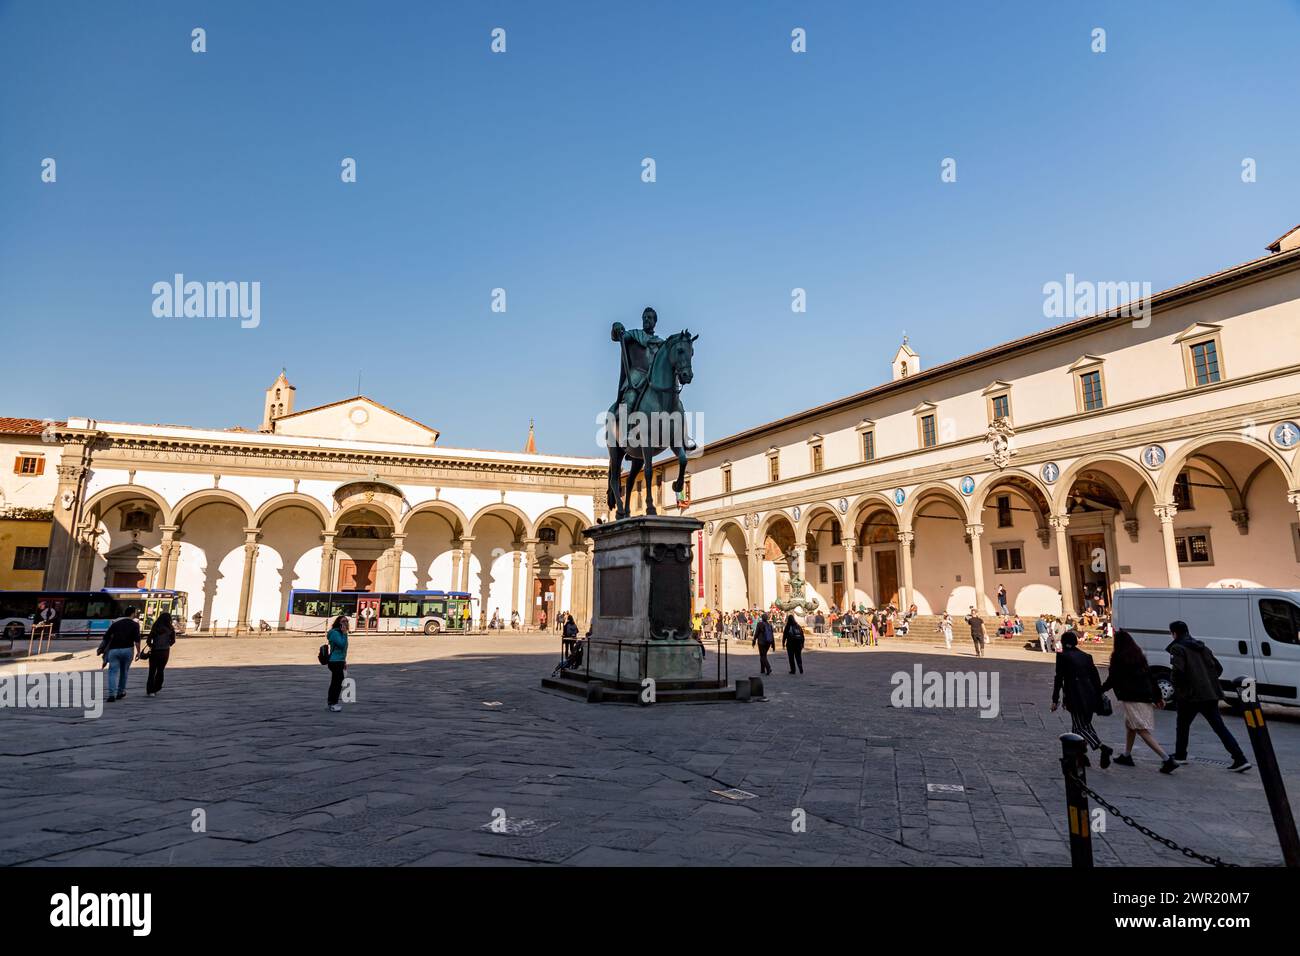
[1251,595,1300,703]
[1176,592,1257,692]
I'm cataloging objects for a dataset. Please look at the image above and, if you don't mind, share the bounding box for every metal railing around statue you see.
[555,635,728,687]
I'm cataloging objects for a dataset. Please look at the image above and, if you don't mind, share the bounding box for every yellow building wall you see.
[0,517,52,590]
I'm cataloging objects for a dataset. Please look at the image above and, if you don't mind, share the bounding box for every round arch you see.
[328,499,401,534]
[81,484,174,526]
[398,499,470,537]
[1157,432,1294,502]
[709,517,749,555]
[973,468,1054,532]
[1052,453,1159,514]
[902,481,971,526]
[467,502,534,541]
[796,503,844,542]
[533,506,591,545]
[253,492,331,529]
[172,488,256,528]
[756,510,798,549]
[847,492,901,535]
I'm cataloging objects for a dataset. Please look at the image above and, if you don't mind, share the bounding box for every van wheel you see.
[1153,671,1176,707]
[424,620,441,636]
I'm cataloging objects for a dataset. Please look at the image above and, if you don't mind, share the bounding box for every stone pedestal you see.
[584,515,704,684]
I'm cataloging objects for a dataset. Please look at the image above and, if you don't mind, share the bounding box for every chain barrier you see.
[1065,768,1239,867]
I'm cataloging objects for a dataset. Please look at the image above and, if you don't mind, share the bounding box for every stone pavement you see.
[0,635,1294,867]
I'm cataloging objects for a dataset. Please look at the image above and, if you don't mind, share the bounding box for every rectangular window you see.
[1190,341,1221,385]
[997,495,1013,528]
[811,444,824,473]
[421,598,446,617]
[1259,599,1300,646]
[830,525,841,546]
[920,414,937,448]
[994,546,1024,573]
[1174,532,1213,565]
[722,469,732,495]
[13,455,44,475]
[1173,471,1194,511]
[768,457,780,483]
[13,546,47,570]
[991,394,1010,421]
[818,564,828,584]
[1080,371,1104,411]
[862,431,875,462]
[832,563,844,584]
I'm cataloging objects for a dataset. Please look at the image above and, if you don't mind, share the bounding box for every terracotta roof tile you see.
[0,418,62,436]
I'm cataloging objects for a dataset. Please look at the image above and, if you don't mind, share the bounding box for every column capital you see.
[964,523,984,538]
[321,530,337,542]
[896,530,914,544]
[243,527,262,542]
[1288,489,1300,509]
[459,535,475,545]
[390,532,408,543]
[158,524,179,537]
[841,535,857,547]
[1049,514,1071,532]
[1153,503,1178,524]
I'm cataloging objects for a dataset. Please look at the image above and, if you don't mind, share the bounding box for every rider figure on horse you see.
[610,307,696,451]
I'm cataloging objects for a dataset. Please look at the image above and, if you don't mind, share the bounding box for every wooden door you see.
[533,578,555,625]
[1070,534,1107,610]
[111,571,146,588]
[875,551,899,608]
[338,560,376,592]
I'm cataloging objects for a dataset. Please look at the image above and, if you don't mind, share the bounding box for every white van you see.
[1112,588,1300,708]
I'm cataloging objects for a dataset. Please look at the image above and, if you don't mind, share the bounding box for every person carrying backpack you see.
[326,615,349,713]
[752,612,774,676]
[1167,621,1251,772]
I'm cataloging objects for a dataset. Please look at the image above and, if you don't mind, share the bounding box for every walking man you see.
[1167,621,1251,772]
[1051,630,1114,768]
[964,606,986,658]
[1035,615,1051,653]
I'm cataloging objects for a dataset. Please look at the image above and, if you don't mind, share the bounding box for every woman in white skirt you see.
[1101,629,1178,773]
[939,613,953,651]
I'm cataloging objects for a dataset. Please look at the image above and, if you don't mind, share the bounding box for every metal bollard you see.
[1059,733,1093,868]
[1233,677,1300,867]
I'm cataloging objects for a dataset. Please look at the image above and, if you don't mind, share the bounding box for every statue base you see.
[539,515,759,704]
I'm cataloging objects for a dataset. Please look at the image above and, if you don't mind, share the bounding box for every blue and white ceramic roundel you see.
[959,476,976,496]
[1041,462,1060,484]
[1141,445,1166,469]
[893,488,906,506]
[1272,421,1300,449]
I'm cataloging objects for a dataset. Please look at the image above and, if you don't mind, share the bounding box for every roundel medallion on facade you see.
[959,476,976,496]
[1041,462,1060,485]
[1140,445,1166,470]
[838,497,849,514]
[792,505,801,522]
[349,405,369,425]
[893,488,906,506]
[1271,421,1300,450]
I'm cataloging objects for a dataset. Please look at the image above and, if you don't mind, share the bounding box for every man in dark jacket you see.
[1051,631,1113,767]
[1168,621,1251,772]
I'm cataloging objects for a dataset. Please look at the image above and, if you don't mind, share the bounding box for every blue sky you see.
[2,0,1298,456]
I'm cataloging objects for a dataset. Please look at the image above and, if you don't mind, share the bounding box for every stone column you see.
[156,525,179,590]
[585,541,595,627]
[459,536,474,593]
[319,531,336,591]
[387,532,406,591]
[44,462,87,590]
[1051,514,1076,617]
[510,546,522,620]
[842,535,857,610]
[708,554,721,608]
[450,541,462,592]
[236,528,261,633]
[524,538,538,627]
[896,530,915,609]
[747,547,763,608]
[570,549,586,625]
[1155,503,1182,589]
[965,523,986,614]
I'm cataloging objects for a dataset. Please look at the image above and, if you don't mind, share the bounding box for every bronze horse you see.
[606,330,697,519]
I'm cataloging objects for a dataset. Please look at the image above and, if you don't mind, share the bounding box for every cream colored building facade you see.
[677,224,1300,618]
[41,374,608,631]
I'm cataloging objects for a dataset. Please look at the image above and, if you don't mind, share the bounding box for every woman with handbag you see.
[326,615,349,713]
[1050,630,1114,768]
[1101,629,1178,773]
[144,611,176,697]
[99,608,142,702]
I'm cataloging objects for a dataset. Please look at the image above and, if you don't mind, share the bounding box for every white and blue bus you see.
[0,588,188,640]
[286,589,473,635]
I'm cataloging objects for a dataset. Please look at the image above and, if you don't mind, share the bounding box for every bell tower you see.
[891,335,920,381]
[260,369,295,432]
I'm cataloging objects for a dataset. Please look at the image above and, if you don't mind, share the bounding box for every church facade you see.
[676,223,1300,618]
[40,373,608,631]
